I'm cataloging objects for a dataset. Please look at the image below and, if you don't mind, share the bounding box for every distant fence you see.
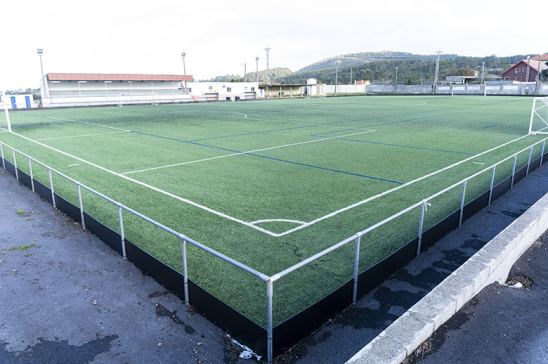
[366,83,548,96]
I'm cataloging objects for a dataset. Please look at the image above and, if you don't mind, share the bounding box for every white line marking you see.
[68,163,81,167]
[122,129,377,175]
[250,218,307,225]
[1,128,280,237]
[272,133,532,237]
[37,131,129,141]
[472,161,485,165]
[46,116,131,132]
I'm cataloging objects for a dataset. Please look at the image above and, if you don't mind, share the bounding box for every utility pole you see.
[37,48,48,102]
[433,50,442,94]
[255,57,259,83]
[242,63,247,81]
[181,52,187,88]
[334,59,341,95]
[480,61,485,84]
[525,56,531,82]
[395,66,399,85]
[265,46,271,85]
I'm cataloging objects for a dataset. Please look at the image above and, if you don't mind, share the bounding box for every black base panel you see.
[513,165,527,185]
[188,279,268,354]
[82,212,123,255]
[17,170,32,189]
[55,194,82,222]
[421,211,460,252]
[462,191,490,221]
[273,238,417,355]
[492,175,512,201]
[4,161,16,177]
[34,179,53,204]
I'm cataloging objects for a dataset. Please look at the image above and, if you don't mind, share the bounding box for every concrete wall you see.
[366,83,548,96]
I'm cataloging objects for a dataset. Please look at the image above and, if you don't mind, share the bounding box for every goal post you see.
[1,92,12,132]
[529,96,548,135]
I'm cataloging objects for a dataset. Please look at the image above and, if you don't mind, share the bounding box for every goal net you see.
[529,97,548,134]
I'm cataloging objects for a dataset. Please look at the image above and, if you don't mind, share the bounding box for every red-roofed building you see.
[501,58,548,82]
[43,72,194,107]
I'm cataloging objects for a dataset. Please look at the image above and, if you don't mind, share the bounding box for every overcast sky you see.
[1,0,546,89]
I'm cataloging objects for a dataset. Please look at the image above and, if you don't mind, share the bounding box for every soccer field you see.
[0,96,546,328]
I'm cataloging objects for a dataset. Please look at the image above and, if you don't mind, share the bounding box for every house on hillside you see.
[501,58,547,82]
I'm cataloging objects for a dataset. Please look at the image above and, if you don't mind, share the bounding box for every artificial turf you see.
[0,95,545,327]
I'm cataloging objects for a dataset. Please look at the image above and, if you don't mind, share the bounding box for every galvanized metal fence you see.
[0,136,546,363]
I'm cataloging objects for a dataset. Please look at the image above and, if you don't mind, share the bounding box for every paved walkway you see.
[0,170,240,364]
[411,231,548,364]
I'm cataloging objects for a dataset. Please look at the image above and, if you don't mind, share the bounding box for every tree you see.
[454,68,477,76]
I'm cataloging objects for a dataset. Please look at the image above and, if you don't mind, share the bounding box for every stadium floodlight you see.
[37,48,48,102]
[265,47,271,85]
[181,52,187,87]
[529,96,548,135]
[255,57,259,83]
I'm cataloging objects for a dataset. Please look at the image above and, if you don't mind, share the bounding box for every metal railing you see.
[0,136,546,363]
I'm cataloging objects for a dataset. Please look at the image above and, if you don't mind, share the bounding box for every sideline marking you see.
[37,131,129,141]
[122,129,377,175]
[272,133,532,236]
[1,129,281,237]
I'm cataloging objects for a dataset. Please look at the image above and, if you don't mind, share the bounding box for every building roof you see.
[532,53,548,61]
[502,59,548,75]
[46,73,193,82]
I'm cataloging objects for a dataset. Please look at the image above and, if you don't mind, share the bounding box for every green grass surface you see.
[0,96,545,327]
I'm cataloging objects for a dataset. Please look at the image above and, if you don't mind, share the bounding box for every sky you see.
[1,0,546,89]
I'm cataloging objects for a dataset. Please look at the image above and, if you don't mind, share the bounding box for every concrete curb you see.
[346,192,548,364]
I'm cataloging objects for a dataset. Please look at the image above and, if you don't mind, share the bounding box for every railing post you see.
[0,143,5,170]
[510,154,517,189]
[77,184,85,230]
[48,169,56,208]
[416,200,427,256]
[266,279,274,364]
[28,158,35,192]
[488,165,496,205]
[526,146,533,175]
[118,205,127,259]
[12,150,18,180]
[540,140,545,166]
[352,235,361,305]
[459,179,467,226]
[181,238,189,305]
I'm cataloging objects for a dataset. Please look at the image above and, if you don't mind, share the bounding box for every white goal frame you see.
[529,96,548,135]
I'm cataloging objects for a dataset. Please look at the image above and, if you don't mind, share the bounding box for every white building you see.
[187,82,262,101]
[42,73,193,107]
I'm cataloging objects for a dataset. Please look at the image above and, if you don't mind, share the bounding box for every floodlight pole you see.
[181,52,187,88]
[480,61,485,84]
[255,57,260,83]
[242,63,247,81]
[265,47,271,85]
[350,67,353,84]
[335,59,341,95]
[433,50,441,94]
[394,66,399,87]
[37,48,48,103]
